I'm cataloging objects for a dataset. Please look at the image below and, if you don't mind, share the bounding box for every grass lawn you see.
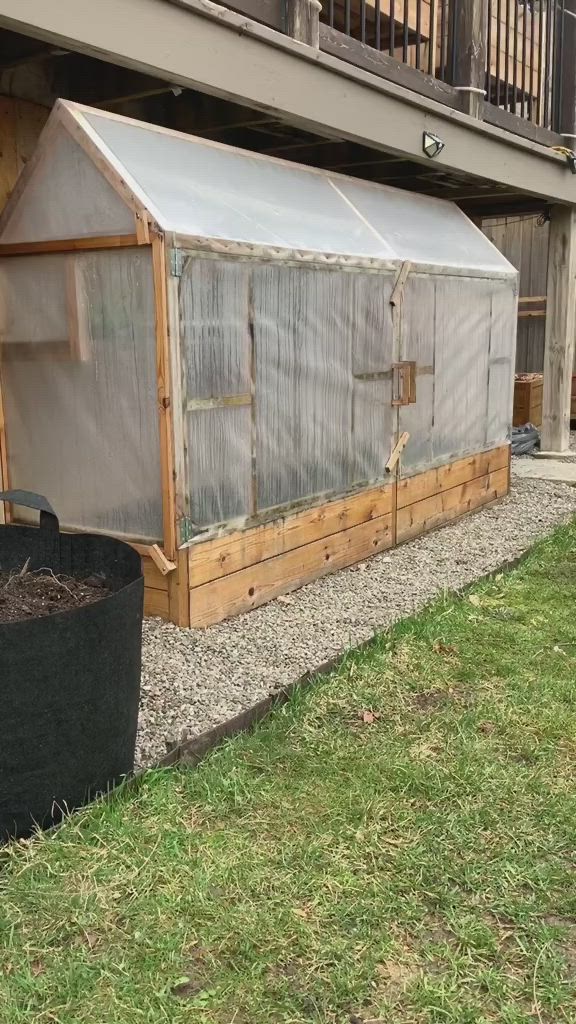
[2,524,576,1024]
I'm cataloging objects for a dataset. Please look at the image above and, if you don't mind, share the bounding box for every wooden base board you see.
[179,445,509,629]
[142,547,189,625]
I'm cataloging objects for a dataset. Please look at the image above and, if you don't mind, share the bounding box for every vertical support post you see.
[541,205,576,454]
[450,0,489,117]
[285,0,322,46]
[151,234,178,561]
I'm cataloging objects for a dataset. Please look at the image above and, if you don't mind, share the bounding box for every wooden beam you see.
[190,512,394,627]
[320,25,460,110]
[0,234,141,256]
[285,0,320,47]
[225,0,284,30]
[151,235,178,560]
[188,482,394,587]
[541,205,576,452]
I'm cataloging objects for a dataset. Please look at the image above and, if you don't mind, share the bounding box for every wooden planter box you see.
[514,374,576,427]
[513,374,543,427]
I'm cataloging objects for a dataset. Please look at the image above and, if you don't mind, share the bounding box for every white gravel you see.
[138,474,576,768]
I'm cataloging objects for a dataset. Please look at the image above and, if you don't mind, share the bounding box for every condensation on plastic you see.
[0,249,162,540]
[180,257,397,527]
[81,111,513,274]
[0,124,134,244]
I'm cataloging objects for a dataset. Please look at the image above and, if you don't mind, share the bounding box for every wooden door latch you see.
[385,431,410,474]
[392,361,417,406]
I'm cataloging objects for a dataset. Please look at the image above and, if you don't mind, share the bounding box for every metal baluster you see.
[528,1,536,121]
[512,0,519,113]
[403,0,409,63]
[375,0,382,49]
[495,0,502,106]
[361,0,366,42]
[328,0,334,27]
[536,0,544,122]
[345,0,351,36]
[541,0,553,129]
[555,0,566,131]
[449,0,458,83]
[486,0,493,101]
[428,0,437,75]
[504,0,511,110]
[521,0,528,117]
[416,0,422,70]
[389,0,395,56]
[440,0,448,80]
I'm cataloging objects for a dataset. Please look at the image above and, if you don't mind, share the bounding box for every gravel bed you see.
[138,476,576,767]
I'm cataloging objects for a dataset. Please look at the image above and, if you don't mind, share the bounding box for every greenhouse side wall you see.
[175,253,514,628]
[0,247,163,542]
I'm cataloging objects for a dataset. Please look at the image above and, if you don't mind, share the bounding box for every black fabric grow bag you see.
[0,491,143,842]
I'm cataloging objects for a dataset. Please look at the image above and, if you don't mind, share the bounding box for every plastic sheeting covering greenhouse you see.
[0,101,517,624]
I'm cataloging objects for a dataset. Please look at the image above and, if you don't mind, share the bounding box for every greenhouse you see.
[0,100,517,626]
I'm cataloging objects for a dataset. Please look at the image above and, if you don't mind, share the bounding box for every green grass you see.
[2,524,576,1024]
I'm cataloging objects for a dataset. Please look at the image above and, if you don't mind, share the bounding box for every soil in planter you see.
[0,568,113,623]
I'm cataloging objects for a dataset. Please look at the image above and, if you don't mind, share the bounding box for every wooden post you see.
[284,0,321,47]
[449,0,489,117]
[151,235,178,560]
[541,205,576,454]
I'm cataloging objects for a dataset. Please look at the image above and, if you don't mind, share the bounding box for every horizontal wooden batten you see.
[189,482,394,588]
[397,467,509,543]
[189,511,393,628]
[397,446,509,509]
[0,234,142,257]
[144,585,170,619]
[143,557,169,593]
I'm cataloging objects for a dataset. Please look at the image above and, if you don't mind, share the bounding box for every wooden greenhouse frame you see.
[0,101,514,628]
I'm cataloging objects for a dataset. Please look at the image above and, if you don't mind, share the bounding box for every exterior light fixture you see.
[423,131,445,159]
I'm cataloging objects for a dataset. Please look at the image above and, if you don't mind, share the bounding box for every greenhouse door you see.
[179,257,398,530]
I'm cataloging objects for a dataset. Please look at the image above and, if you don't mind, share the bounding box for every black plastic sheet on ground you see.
[511,425,540,457]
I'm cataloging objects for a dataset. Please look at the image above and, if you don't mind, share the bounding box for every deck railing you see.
[485,1,566,131]
[224,1,575,139]
[319,0,575,134]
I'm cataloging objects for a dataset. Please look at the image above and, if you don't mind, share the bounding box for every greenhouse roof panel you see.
[0,101,517,277]
[82,111,395,259]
